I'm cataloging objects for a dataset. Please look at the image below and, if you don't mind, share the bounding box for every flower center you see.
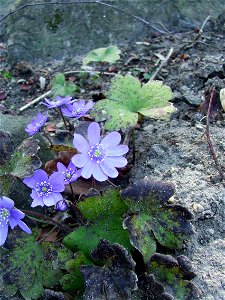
[62,169,77,182]
[72,107,84,115]
[0,208,10,225]
[88,144,106,163]
[35,181,52,197]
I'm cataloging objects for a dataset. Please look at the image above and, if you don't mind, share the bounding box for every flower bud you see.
[55,200,69,212]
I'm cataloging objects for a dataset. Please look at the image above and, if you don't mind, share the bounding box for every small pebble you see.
[191,203,204,213]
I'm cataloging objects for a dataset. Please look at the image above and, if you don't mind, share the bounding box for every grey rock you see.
[1,0,224,63]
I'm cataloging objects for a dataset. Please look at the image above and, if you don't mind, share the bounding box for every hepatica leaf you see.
[51,73,80,97]
[81,239,137,300]
[63,188,132,257]
[91,75,174,131]
[60,251,93,293]
[83,45,121,65]
[120,178,193,263]
[148,254,200,300]
[132,274,173,300]
[0,230,73,300]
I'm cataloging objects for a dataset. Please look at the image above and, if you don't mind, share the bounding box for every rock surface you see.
[1,0,224,63]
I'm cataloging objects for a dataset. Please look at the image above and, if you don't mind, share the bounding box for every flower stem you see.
[132,128,136,164]
[69,182,75,199]
[42,130,53,146]
[59,108,68,130]
[92,176,96,189]
[22,210,72,233]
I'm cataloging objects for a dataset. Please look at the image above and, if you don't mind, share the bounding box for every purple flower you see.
[72,122,128,182]
[0,196,31,246]
[25,112,48,136]
[55,200,69,212]
[57,161,82,185]
[23,169,65,207]
[41,96,73,109]
[61,100,94,118]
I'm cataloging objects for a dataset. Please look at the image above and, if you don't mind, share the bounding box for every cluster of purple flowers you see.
[1,95,129,247]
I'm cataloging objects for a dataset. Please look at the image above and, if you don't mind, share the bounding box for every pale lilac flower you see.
[23,169,65,207]
[25,112,48,136]
[55,200,69,212]
[72,122,129,182]
[57,161,82,185]
[41,96,73,109]
[0,196,31,246]
[61,100,94,118]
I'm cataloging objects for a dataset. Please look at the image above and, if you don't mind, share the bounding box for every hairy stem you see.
[205,87,225,185]
[23,210,72,233]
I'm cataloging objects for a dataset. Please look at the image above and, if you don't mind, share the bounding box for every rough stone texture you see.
[131,119,225,299]
[2,0,224,63]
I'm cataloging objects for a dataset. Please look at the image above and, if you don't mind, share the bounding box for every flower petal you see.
[10,208,25,221]
[107,145,129,156]
[84,101,94,113]
[57,162,67,172]
[33,169,48,182]
[23,175,37,189]
[0,196,14,209]
[73,134,90,153]
[104,156,127,168]
[100,161,118,178]
[101,132,121,148]
[31,197,44,207]
[43,195,57,206]
[30,190,44,207]
[92,164,108,181]
[0,221,8,246]
[49,172,65,192]
[72,154,89,168]
[81,160,95,179]
[14,219,32,234]
[88,122,100,145]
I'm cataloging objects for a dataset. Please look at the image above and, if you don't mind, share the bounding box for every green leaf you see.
[51,73,80,97]
[63,188,132,257]
[0,230,73,300]
[60,252,93,292]
[121,178,193,262]
[91,75,174,131]
[81,239,137,300]
[148,254,200,300]
[83,45,121,65]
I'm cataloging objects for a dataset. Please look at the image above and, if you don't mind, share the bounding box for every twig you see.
[19,90,51,112]
[149,47,173,81]
[205,87,225,185]
[64,70,116,76]
[199,15,211,34]
[0,0,166,33]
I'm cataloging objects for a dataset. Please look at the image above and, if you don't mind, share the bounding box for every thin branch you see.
[205,87,225,185]
[149,47,173,81]
[199,15,211,34]
[19,90,51,112]
[0,0,166,33]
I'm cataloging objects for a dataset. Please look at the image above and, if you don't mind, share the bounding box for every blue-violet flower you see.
[25,112,48,136]
[41,96,73,109]
[0,196,31,246]
[61,100,94,118]
[55,200,69,212]
[57,161,82,185]
[23,169,65,207]
[72,122,128,182]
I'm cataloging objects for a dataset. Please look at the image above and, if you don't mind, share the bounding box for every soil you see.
[0,29,225,300]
